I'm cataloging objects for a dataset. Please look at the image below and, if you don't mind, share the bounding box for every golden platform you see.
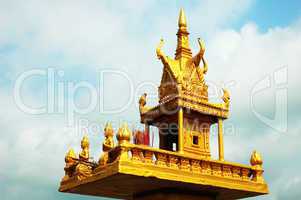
[59,144,268,200]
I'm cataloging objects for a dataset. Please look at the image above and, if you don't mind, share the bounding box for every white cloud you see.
[0,0,254,72]
[205,20,301,116]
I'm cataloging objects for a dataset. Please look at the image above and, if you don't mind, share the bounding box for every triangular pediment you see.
[159,66,179,101]
[160,66,176,86]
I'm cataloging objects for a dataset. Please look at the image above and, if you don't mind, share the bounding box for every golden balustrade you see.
[60,129,267,199]
[89,143,263,184]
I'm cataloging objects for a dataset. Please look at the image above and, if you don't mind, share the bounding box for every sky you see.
[0,0,301,200]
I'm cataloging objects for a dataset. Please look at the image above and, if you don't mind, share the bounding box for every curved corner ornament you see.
[139,93,151,114]
[193,38,208,86]
[156,38,170,67]
[250,150,265,183]
[222,88,230,109]
[156,38,164,59]
[197,38,208,74]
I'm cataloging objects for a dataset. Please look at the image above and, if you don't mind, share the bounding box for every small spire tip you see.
[178,8,187,27]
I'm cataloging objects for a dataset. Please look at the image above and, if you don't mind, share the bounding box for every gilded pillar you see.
[178,107,184,154]
[218,118,224,161]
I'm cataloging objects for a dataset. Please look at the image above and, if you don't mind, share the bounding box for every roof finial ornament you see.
[156,38,166,60]
[175,8,192,59]
[192,38,208,75]
[178,8,187,28]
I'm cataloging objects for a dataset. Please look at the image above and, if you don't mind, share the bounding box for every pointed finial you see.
[65,148,77,163]
[104,122,114,137]
[175,8,192,59]
[66,148,76,157]
[178,8,187,27]
[81,135,90,149]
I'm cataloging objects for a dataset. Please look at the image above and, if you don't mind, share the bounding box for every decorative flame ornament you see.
[117,123,131,145]
[251,150,263,169]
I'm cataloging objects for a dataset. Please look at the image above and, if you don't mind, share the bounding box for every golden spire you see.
[178,8,187,28]
[175,8,192,60]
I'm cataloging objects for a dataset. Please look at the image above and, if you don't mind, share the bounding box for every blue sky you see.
[0,1,301,200]
[244,0,301,31]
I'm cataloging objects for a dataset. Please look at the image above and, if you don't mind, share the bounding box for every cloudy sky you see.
[0,0,300,199]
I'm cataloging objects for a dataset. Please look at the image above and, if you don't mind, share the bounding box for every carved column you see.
[218,118,224,161]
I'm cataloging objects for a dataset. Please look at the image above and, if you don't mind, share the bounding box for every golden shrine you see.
[59,9,268,200]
